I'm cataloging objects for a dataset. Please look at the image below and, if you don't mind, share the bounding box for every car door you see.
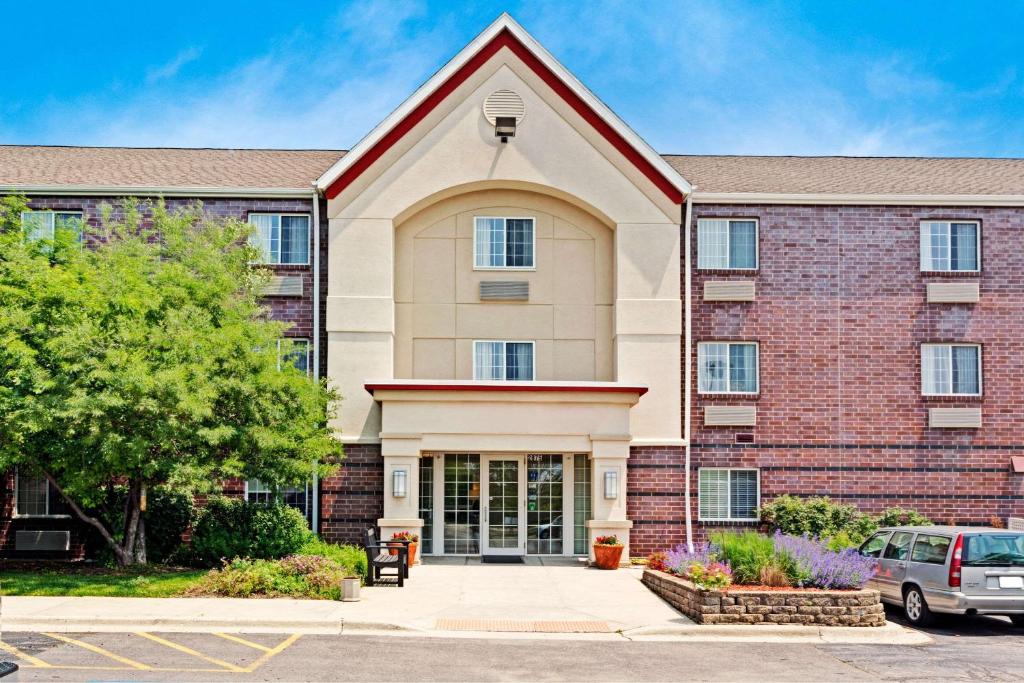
[859,531,893,594]
[908,533,953,596]
[877,531,916,600]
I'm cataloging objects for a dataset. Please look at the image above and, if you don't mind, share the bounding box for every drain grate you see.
[435,618,612,633]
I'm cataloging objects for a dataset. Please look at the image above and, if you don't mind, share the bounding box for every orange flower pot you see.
[593,543,624,570]
[388,541,418,567]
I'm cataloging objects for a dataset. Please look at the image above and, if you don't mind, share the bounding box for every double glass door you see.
[439,454,565,555]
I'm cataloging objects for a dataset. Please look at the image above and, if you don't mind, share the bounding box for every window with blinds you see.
[473,340,535,381]
[698,342,759,394]
[248,213,310,264]
[920,221,980,272]
[698,468,759,522]
[697,218,758,270]
[921,344,981,396]
[474,217,535,269]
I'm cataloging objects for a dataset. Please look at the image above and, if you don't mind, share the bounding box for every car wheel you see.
[903,585,934,627]
[1010,615,1024,628]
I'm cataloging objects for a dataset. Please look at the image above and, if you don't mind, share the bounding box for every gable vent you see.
[480,280,529,301]
[483,90,526,126]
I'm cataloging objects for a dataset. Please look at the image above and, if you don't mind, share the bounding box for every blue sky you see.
[4,1,1024,157]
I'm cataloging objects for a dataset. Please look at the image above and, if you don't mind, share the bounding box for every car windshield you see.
[963,533,1024,566]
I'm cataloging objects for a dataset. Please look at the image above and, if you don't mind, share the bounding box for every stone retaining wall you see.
[642,569,885,626]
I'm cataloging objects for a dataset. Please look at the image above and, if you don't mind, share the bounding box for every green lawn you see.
[0,568,207,597]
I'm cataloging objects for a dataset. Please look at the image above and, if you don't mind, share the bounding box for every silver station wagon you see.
[859,526,1024,627]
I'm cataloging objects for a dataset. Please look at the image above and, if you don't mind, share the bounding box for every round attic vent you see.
[483,89,526,126]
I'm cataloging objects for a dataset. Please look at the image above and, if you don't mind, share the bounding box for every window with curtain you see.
[921,344,981,395]
[698,342,758,393]
[698,468,759,521]
[248,214,310,264]
[697,218,757,269]
[474,217,534,268]
[473,341,534,380]
[21,210,84,243]
[920,221,979,272]
[277,338,310,375]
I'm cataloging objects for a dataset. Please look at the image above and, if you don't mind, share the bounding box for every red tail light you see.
[949,534,964,588]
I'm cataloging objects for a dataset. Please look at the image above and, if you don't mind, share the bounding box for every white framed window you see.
[277,338,311,375]
[248,213,310,265]
[474,217,535,269]
[13,471,65,517]
[699,468,759,522]
[698,342,759,394]
[21,210,84,243]
[473,340,535,380]
[921,343,981,396]
[245,479,312,521]
[920,221,980,272]
[697,218,758,270]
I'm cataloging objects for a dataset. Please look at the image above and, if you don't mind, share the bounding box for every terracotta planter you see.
[593,543,624,569]
[388,541,418,567]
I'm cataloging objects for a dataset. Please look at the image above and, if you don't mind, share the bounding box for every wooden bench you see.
[364,528,409,587]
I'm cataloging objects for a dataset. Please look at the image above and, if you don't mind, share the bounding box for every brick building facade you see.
[2,15,1022,561]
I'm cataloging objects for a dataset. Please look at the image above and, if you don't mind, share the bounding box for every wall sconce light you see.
[392,469,408,498]
[494,116,517,143]
[604,470,619,499]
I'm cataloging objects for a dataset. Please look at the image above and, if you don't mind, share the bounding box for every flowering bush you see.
[646,551,669,571]
[391,531,419,542]
[664,542,713,575]
[594,535,621,546]
[188,553,357,600]
[686,561,733,590]
[772,531,877,589]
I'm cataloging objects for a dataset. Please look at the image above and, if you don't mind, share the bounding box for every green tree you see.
[0,195,342,565]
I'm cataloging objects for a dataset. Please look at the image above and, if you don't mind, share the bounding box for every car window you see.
[882,531,915,560]
[860,532,892,558]
[963,533,1024,566]
[910,534,951,564]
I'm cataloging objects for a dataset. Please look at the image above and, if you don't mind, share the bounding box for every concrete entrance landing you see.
[353,556,690,633]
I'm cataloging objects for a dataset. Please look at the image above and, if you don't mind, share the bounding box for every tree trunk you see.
[43,471,147,566]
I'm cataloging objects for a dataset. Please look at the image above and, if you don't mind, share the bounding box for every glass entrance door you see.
[483,456,524,555]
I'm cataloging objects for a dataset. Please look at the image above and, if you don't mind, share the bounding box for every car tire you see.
[1010,615,1024,628]
[903,585,934,627]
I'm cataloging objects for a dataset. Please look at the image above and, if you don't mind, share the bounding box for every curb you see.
[620,621,933,645]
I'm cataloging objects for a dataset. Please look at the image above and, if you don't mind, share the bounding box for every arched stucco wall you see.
[393,187,615,382]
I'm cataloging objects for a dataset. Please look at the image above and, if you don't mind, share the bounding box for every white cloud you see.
[145,47,203,84]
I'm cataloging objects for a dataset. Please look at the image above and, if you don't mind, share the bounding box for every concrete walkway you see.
[0,559,932,644]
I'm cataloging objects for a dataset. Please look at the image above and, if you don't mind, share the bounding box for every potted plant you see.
[341,575,361,602]
[593,535,624,569]
[390,531,419,567]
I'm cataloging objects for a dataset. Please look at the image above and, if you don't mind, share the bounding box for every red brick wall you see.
[319,444,384,545]
[687,204,1024,533]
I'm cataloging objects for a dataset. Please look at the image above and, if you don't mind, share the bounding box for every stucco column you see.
[378,435,424,564]
[586,436,632,565]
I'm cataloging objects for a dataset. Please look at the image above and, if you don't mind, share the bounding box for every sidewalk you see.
[0,560,933,644]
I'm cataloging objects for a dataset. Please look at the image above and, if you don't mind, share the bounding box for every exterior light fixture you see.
[392,469,408,498]
[604,470,619,499]
[494,116,517,143]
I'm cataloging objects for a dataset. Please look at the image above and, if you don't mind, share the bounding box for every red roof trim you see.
[326,28,683,204]
[365,382,648,397]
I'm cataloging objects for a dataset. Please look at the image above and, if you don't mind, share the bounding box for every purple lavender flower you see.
[664,542,713,575]
[773,531,877,589]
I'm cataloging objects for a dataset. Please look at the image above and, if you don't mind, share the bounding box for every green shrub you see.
[187,554,351,600]
[189,497,312,566]
[86,487,195,564]
[297,537,367,579]
[711,531,776,585]
[875,507,932,528]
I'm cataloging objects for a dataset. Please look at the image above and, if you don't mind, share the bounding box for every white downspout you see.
[311,186,322,536]
[683,192,694,552]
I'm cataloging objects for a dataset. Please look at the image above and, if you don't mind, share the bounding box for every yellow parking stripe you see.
[243,633,302,673]
[133,632,244,672]
[212,632,273,652]
[42,632,151,670]
[0,639,53,668]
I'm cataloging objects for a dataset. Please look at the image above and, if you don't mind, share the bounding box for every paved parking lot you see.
[1,606,1021,681]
